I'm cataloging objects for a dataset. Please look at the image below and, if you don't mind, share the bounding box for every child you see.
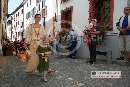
[36,35,54,82]
[84,19,99,65]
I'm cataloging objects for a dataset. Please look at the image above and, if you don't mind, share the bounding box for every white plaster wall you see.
[43,0,57,35]
[17,7,24,40]
[23,1,28,30]
[19,7,24,32]
[72,0,90,58]
[16,7,24,32]
[11,6,24,41]
[45,0,56,21]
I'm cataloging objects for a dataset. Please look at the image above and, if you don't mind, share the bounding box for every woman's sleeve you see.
[24,25,32,44]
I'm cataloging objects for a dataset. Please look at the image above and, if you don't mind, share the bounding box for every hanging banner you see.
[42,6,47,18]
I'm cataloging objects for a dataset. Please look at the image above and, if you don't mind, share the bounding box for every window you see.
[14,17,15,21]
[39,4,40,11]
[16,32,17,37]
[16,22,17,27]
[27,3,28,7]
[26,12,31,19]
[21,9,23,14]
[32,7,36,16]
[30,0,31,5]
[18,21,19,25]
[16,14,17,17]
[21,22,23,28]
[18,12,19,16]
[28,12,31,18]
[18,32,20,37]
[22,22,23,26]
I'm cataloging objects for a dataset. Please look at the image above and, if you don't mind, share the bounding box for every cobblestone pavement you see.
[0,55,130,87]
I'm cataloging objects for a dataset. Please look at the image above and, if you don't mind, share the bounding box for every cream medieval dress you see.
[25,24,46,72]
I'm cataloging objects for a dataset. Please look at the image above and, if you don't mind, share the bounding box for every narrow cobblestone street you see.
[0,55,130,87]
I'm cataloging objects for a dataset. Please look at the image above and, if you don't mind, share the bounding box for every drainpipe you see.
[56,0,58,22]
[43,17,46,29]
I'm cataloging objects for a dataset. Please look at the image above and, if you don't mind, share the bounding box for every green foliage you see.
[104,0,110,25]
[96,0,110,32]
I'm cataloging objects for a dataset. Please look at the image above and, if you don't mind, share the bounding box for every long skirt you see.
[25,53,39,72]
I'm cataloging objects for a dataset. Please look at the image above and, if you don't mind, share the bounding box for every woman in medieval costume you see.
[25,14,49,82]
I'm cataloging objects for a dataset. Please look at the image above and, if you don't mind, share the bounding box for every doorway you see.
[61,6,73,30]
